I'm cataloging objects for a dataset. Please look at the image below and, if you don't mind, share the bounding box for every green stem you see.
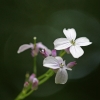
[15,84,32,100]
[38,69,52,80]
[33,56,37,74]
[38,69,54,85]
[33,37,37,75]
[21,90,34,100]
[15,89,27,100]
[60,50,66,57]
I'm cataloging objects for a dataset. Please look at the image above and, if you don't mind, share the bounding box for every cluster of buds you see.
[24,74,38,90]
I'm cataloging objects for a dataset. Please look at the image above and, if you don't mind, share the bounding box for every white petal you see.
[55,68,68,84]
[17,43,33,53]
[75,37,92,46]
[66,67,72,71]
[43,56,60,69]
[55,59,66,69]
[70,45,84,58]
[63,28,76,41]
[55,56,64,64]
[37,42,51,55]
[54,38,72,50]
[64,66,72,71]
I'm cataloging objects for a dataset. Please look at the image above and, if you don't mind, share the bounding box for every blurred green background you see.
[0,0,100,100]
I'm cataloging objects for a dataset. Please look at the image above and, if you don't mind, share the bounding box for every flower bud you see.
[67,61,77,68]
[65,47,70,54]
[24,81,29,87]
[29,73,39,89]
[32,78,39,90]
[51,49,57,57]
[40,49,48,57]
[29,74,35,82]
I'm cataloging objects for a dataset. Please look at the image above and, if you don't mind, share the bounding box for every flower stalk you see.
[33,37,37,75]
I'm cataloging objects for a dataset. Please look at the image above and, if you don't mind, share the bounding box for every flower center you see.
[71,40,75,45]
[60,63,64,68]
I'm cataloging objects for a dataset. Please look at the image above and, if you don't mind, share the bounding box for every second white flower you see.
[43,56,72,84]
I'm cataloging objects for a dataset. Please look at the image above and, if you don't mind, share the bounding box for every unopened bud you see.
[25,73,29,78]
[40,49,48,57]
[65,47,70,54]
[29,74,36,82]
[33,37,37,40]
[51,49,57,57]
[67,61,77,68]
[32,78,39,90]
[24,81,29,87]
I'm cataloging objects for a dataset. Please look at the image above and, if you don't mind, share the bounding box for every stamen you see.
[60,63,64,68]
[71,40,75,45]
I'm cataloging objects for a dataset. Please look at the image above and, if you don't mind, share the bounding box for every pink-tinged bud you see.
[29,74,36,82]
[51,49,57,57]
[67,61,77,68]
[32,78,39,90]
[28,73,39,89]
[65,47,70,54]
[40,49,48,57]
[25,73,30,79]
[24,81,29,87]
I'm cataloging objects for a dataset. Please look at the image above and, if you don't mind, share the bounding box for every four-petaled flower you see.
[17,42,51,57]
[43,56,75,84]
[54,28,92,58]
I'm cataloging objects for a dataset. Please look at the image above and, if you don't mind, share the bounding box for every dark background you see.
[0,0,100,100]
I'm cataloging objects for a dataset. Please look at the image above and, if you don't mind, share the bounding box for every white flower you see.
[43,56,72,84]
[17,42,51,56]
[54,28,92,58]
